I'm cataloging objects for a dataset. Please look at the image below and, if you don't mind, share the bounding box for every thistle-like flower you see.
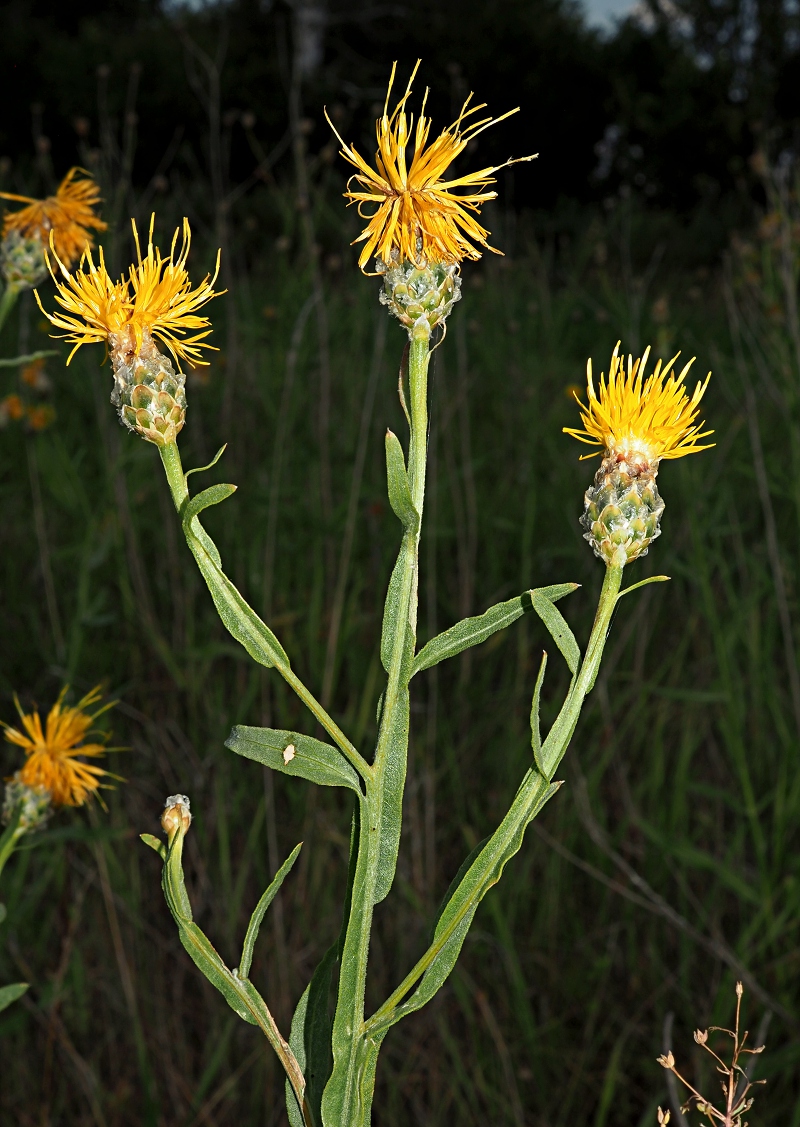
[2,686,117,809]
[330,60,536,338]
[565,343,713,567]
[38,217,222,446]
[0,168,106,287]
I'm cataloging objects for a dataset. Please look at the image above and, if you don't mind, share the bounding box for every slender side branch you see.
[157,441,372,783]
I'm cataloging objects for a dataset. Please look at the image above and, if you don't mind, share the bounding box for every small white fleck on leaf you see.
[283,744,296,764]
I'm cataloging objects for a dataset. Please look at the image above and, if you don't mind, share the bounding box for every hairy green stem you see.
[321,336,430,1127]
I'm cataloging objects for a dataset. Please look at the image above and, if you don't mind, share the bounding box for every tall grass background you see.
[1,56,800,1127]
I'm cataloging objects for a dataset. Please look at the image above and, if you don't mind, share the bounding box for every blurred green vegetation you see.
[2,14,800,1119]
[2,181,800,1123]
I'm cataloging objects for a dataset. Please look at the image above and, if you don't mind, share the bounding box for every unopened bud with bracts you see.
[564,342,713,568]
[377,255,461,340]
[1,231,48,290]
[581,455,664,567]
[110,326,186,446]
[161,793,191,842]
[2,775,52,833]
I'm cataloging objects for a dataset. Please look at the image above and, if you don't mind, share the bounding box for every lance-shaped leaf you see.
[373,686,410,904]
[530,651,548,776]
[365,770,560,1037]
[380,538,416,678]
[0,982,28,1013]
[226,727,362,794]
[286,944,338,1127]
[240,842,303,978]
[180,488,290,671]
[385,430,419,533]
[530,586,581,675]
[411,583,578,677]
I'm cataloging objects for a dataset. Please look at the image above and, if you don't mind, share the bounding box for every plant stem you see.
[540,562,623,780]
[0,814,26,884]
[0,284,20,337]
[157,440,371,780]
[321,335,431,1127]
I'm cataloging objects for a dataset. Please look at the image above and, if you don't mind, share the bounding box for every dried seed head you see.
[657,1108,670,1125]
[694,1029,709,1044]
[657,1052,675,1069]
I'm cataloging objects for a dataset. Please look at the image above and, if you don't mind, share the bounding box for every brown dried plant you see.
[657,983,766,1126]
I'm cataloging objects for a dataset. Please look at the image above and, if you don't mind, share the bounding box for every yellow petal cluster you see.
[3,687,116,808]
[38,217,222,365]
[564,342,714,465]
[0,168,107,267]
[329,61,537,271]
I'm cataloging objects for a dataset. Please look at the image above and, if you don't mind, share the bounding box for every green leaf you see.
[616,575,670,600]
[181,514,291,671]
[531,584,581,675]
[385,430,418,532]
[429,836,490,942]
[185,444,227,481]
[373,686,410,904]
[226,727,362,794]
[178,921,259,1025]
[240,842,303,978]
[380,540,415,677]
[183,483,237,569]
[367,770,560,1036]
[183,482,238,525]
[530,651,548,775]
[0,982,28,1012]
[286,944,338,1127]
[140,833,166,860]
[411,583,578,677]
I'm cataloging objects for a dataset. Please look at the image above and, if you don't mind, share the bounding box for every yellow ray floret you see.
[3,687,118,808]
[37,217,222,365]
[564,342,714,464]
[0,168,107,267]
[328,60,537,271]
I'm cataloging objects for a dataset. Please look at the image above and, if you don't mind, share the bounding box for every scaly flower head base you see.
[0,168,107,274]
[37,217,222,444]
[330,60,537,274]
[2,686,117,808]
[565,343,713,567]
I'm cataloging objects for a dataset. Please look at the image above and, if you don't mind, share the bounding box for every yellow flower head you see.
[0,168,107,267]
[564,342,714,467]
[329,61,537,272]
[38,216,222,366]
[3,687,117,808]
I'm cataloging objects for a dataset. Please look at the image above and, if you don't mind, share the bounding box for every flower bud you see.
[161,793,191,841]
[1,230,48,290]
[110,327,187,446]
[2,774,52,832]
[377,256,461,340]
[581,455,664,568]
